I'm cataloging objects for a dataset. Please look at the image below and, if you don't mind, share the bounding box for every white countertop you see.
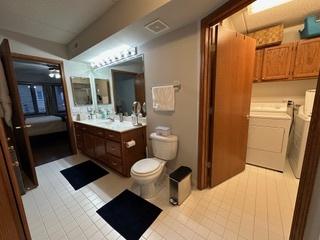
[74,119,146,133]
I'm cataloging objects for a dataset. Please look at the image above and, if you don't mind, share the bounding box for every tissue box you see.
[155,126,171,136]
[300,16,320,39]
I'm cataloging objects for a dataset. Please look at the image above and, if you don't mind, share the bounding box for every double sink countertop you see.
[74,119,146,133]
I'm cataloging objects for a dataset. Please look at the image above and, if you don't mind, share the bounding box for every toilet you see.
[131,132,178,199]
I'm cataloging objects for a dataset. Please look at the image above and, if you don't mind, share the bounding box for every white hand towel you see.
[0,60,12,127]
[152,85,175,111]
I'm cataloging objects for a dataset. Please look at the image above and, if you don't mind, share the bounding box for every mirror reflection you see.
[70,77,92,106]
[111,57,145,116]
[95,79,111,105]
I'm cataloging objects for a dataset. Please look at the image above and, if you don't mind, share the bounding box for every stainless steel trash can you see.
[169,166,192,205]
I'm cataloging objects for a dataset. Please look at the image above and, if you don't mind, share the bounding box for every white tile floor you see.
[22,154,299,240]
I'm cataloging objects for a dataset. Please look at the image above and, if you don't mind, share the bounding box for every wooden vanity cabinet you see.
[74,122,146,177]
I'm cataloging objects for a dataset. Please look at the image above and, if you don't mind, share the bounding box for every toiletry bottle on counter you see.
[131,113,137,125]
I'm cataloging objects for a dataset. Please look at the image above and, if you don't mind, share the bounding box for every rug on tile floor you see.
[60,160,109,190]
[97,189,162,240]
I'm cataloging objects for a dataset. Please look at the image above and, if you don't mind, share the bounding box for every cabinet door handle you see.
[111,161,117,166]
[108,134,114,138]
[25,124,32,128]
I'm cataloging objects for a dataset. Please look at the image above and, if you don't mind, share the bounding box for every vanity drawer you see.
[105,130,121,142]
[90,126,105,137]
[108,155,122,173]
[106,140,121,157]
[75,123,89,131]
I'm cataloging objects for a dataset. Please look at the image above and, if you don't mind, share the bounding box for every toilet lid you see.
[132,158,162,176]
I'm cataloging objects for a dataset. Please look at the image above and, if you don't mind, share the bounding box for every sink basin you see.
[75,119,145,132]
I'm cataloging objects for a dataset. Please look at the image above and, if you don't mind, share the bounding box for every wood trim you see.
[201,0,255,27]
[11,53,77,154]
[197,0,255,189]
[11,53,63,65]
[0,40,38,187]
[111,69,140,114]
[290,73,320,239]
[0,119,32,239]
[59,62,77,154]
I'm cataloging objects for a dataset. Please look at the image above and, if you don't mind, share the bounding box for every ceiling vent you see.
[145,19,169,34]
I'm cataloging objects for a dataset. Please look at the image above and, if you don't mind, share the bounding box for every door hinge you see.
[207,162,212,169]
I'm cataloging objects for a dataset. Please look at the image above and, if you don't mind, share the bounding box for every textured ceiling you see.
[73,0,227,62]
[0,0,118,44]
[229,0,320,33]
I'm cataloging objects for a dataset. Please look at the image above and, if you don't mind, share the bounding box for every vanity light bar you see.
[91,47,138,69]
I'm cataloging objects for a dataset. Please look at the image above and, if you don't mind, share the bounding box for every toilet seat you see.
[131,158,163,176]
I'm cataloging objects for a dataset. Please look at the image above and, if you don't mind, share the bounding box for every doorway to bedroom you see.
[13,58,72,166]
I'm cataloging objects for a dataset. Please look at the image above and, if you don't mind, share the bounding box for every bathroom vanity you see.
[74,120,146,177]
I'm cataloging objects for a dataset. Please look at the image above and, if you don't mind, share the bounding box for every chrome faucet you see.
[106,110,115,121]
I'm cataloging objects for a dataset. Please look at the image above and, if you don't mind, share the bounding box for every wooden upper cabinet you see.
[253,49,264,82]
[262,43,294,81]
[293,38,320,79]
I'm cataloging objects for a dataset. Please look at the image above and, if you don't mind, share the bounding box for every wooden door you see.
[0,39,37,186]
[253,49,264,82]
[135,73,145,105]
[0,119,31,240]
[210,26,256,187]
[262,43,294,81]
[293,38,320,79]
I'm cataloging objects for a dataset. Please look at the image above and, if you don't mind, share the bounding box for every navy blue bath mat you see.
[97,189,162,240]
[60,160,108,190]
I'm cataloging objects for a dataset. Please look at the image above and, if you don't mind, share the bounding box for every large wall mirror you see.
[111,57,145,116]
[95,78,111,105]
[70,77,92,106]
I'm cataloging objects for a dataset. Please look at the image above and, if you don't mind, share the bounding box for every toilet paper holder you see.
[125,139,136,148]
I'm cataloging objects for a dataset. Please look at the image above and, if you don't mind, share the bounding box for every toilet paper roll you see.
[125,140,136,148]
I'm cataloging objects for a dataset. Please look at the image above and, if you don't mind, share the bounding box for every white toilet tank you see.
[150,132,178,160]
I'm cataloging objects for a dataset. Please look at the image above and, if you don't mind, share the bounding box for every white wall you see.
[251,80,318,105]
[140,22,200,183]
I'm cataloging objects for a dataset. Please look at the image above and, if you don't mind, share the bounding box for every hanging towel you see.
[0,59,12,127]
[152,85,175,111]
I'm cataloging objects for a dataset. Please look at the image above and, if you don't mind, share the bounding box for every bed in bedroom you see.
[25,115,67,137]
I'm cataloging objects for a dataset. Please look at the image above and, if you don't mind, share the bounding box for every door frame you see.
[11,53,77,154]
[111,69,139,113]
[0,119,32,240]
[197,0,255,189]
[197,0,320,239]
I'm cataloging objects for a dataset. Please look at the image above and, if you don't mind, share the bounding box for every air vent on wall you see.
[145,19,169,34]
